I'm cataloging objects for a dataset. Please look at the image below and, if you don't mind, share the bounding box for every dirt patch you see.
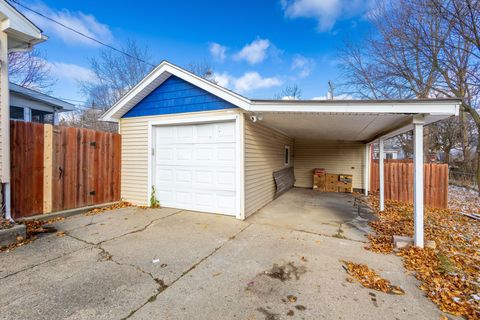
[264,262,307,282]
[154,278,168,293]
[256,307,279,320]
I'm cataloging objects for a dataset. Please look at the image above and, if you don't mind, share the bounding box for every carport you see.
[245,98,460,247]
[101,61,460,249]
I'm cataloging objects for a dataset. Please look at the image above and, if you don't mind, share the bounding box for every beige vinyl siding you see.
[294,139,366,190]
[119,117,150,206]
[244,117,293,217]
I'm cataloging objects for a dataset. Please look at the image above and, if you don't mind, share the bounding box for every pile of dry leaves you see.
[0,217,65,253]
[449,185,480,216]
[343,260,405,295]
[0,218,13,230]
[366,197,480,319]
[84,201,132,216]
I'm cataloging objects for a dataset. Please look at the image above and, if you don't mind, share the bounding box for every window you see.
[10,106,24,120]
[386,153,394,160]
[32,109,54,124]
[284,146,290,166]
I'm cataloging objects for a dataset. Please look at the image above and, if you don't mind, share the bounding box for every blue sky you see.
[12,0,375,106]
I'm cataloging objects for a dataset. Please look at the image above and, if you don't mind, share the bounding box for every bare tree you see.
[186,61,217,83]
[339,0,480,190]
[75,40,154,132]
[8,49,55,91]
[274,84,302,100]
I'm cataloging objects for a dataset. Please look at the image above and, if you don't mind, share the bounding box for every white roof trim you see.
[100,60,461,122]
[248,100,460,116]
[100,61,251,122]
[0,1,44,48]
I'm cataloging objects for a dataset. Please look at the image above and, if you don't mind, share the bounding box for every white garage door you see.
[153,121,237,215]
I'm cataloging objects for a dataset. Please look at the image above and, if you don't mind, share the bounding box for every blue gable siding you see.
[123,75,237,118]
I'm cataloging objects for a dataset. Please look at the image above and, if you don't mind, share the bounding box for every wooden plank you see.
[43,124,53,213]
[86,129,95,206]
[63,127,77,210]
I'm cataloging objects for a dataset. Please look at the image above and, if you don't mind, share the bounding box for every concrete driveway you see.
[0,189,445,320]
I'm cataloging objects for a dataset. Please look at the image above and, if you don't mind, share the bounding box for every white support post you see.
[379,138,385,211]
[53,110,59,125]
[23,107,32,122]
[364,143,370,196]
[413,122,424,248]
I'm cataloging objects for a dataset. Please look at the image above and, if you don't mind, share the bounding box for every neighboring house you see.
[9,83,74,124]
[372,141,404,160]
[101,61,459,246]
[0,0,45,220]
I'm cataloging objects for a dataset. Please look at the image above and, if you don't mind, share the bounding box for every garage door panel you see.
[154,121,237,216]
[156,168,174,182]
[216,122,235,142]
[175,169,193,183]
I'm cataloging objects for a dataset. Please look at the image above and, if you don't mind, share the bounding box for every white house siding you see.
[244,117,294,217]
[0,31,8,182]
[119,110,241,206]
[294,139,366,190]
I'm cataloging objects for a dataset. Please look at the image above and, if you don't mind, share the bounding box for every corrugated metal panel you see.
[294,140,365,189]
[123,75,237,118]
[244,116,293,217]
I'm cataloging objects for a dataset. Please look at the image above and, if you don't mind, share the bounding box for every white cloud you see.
[234,39,271,65]
[213,72,231,88]
[214,71,282,93]
[291,54,315,78]
[49,61,96,83]
[281,0,373,31]
[209,42,227,62]
[24,2,113,46]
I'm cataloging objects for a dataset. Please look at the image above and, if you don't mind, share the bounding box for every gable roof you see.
[100,60,460,128]
[10,82,75,111]
[100,61,251,122]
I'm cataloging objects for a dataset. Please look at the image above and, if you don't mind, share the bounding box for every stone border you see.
[0,224,26,247]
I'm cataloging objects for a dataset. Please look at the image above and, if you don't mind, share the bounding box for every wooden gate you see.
[10,121,121,219]
[370,159,449,209]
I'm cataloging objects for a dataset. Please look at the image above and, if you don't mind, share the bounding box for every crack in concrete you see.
[121,223,253,319]
[251,221,367,243]
[0,245,89,280]
[1,210,183,281]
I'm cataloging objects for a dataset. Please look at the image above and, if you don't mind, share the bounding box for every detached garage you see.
[101,61,459,247]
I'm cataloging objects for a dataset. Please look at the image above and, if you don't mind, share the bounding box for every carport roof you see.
[101,61,460,142]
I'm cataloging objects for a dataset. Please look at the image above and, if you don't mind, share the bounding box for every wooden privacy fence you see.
[10,121,121,219]
[370,159,449,209]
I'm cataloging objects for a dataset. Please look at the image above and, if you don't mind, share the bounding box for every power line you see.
[8,0,156,68]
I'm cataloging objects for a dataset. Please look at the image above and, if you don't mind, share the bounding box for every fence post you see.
[379,138,385,211]
[43,124,53,214]
[364,143,370,196]
[413,121,424,248]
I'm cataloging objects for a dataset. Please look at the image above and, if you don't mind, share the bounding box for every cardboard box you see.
[326,173,338,183]
[313,174,326,191]
[326,185,337,192]
[339,174,353,183]
[337,181,353,193]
